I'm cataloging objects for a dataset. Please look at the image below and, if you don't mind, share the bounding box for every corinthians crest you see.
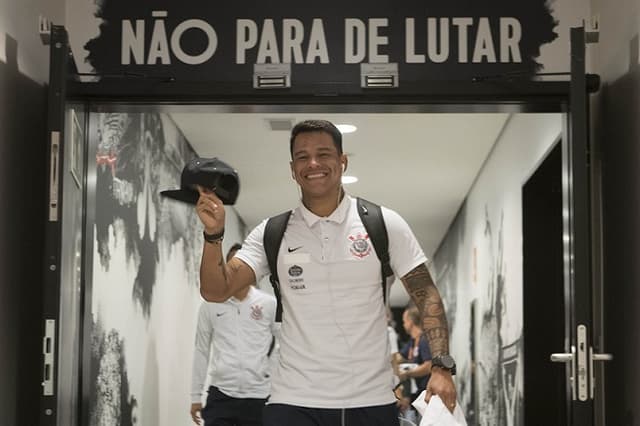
[349,233,372,258]
[250,304,264,320]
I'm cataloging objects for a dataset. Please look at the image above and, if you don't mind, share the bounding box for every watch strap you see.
[203,228,224,243]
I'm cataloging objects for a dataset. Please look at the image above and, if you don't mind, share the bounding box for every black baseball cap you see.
[160,157,240,205]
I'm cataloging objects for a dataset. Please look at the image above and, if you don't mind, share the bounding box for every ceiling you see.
[171,112,510,259]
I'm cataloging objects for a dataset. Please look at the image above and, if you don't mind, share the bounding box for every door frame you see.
[42,25,601,426]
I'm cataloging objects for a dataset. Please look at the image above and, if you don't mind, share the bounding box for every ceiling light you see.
[342,175,358,184]
[336,124,357,134]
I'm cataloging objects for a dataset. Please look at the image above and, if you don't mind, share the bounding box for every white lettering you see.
[500,17,522,63]
[147,17,170,64]
[257,19,280,63]
[237,18,330,64]
[236,19,258,64]
[405,18,425,63]
[306,19,329,64]
[472,18,496,63]
[452,17,473,63]
[345,18,366,64]
[121,20,145,65]
[170,19,217,65]
[427,18,449,63]
[282,19,304,64]
[368,18,388,63]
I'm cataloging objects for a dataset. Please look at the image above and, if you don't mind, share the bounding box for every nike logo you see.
[216,312,226,317]
[287,246,303,253]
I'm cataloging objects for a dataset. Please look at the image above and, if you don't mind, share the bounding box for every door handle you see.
[592,353,613,362]
[550,345,577,400]
[550,353,573,362]
[590,348,613,398]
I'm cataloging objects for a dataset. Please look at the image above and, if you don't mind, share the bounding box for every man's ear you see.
[341,155,348,173]
[290,162,296,180]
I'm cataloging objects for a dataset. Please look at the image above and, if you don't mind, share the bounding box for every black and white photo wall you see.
[87,112,245,426]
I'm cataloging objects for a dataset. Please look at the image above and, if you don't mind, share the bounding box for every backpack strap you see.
[356,197,394,304]
[264,210,292,322]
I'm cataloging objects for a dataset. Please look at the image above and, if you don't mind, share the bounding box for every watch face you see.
[435,355,455,369]
[441,355,455,369]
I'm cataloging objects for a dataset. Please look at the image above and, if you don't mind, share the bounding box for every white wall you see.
[537,0,592,74]
[590,0,640,80]
[0,0,65,83]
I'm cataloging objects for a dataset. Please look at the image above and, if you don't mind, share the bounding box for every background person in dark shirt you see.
[394,305,433,421]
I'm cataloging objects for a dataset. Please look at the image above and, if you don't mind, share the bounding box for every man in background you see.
[190,243,279,426]
[394,304,433,423]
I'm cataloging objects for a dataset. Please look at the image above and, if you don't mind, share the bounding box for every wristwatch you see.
[432,354,457,375]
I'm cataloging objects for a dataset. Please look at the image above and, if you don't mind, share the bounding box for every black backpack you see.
[263,197,394,322]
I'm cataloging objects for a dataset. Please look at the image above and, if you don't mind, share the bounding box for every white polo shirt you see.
[191,286,279,402]
[235,195,427,408]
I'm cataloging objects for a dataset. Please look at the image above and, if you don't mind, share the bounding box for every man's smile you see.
[304,171,328,179]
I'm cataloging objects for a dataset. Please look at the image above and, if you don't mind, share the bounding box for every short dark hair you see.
[226,243,242,262]
[289,120,343,157]
[405,306,421,327]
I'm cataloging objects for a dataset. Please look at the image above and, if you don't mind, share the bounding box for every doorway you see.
[522,141,566,424]
[41,23,600,426]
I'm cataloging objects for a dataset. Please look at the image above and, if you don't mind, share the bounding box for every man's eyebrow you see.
[293,146,335,157]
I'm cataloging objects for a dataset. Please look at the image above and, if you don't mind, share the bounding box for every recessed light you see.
[342,175,358,184]
[336,124,357,134]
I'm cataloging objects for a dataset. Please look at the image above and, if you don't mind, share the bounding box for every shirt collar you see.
[230,286,254,303]
[299,193,352,227]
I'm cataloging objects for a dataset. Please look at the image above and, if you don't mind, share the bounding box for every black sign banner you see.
[83,0,558,85]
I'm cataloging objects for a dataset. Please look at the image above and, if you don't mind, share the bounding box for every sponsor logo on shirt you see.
[288,265,306,289]
[348,233,372,258]
[289,282,306,290]
[288,265,303,277]
[250,304,264,320]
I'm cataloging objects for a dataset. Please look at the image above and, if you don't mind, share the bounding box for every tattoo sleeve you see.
[401,263,450,356]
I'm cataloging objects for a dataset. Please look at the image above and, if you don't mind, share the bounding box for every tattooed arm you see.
[401,263,457,412]
[200,245,255,302]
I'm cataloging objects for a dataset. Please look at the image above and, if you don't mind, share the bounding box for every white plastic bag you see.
[411,391,467,426]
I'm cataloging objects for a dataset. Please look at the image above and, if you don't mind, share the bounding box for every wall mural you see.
[94,112,200,315]
[433,204,523,426]
[89,112,203,425]
[476,206,507,425]
[432,202,472,422]
[89,318,138,426]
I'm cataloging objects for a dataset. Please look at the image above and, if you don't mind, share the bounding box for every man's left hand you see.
[424,367,457,413]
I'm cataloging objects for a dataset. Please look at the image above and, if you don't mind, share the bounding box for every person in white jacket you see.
[190,243,279,426]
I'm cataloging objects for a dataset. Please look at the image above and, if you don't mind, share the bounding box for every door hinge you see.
[42,319,56,396]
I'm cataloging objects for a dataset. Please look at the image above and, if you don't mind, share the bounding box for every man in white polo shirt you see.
[195,120,457,426]
[190,243,279,426]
